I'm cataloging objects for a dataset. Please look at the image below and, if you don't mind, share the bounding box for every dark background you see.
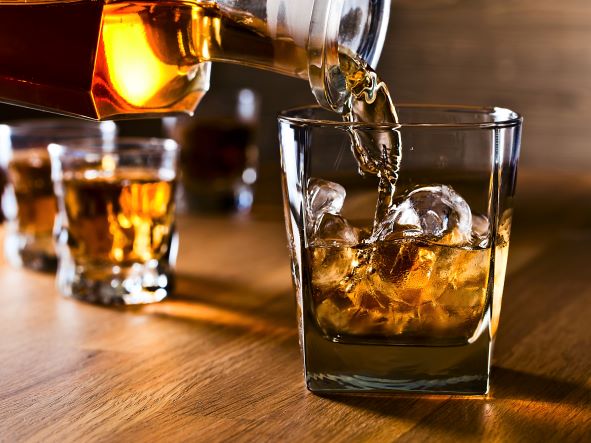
[1,0,589,191]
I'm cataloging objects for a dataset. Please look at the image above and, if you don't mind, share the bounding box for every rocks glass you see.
[0,119,116,271]
[49,138,179,305]
[164,88,260,213]
[278,105,522,394]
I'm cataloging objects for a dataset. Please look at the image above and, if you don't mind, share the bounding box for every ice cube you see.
[371,240,436,305]
[307,178,346,227]
[375,185,473,246]
[471,213,490,247]
[313,213,360,245]
[310,245,357,290]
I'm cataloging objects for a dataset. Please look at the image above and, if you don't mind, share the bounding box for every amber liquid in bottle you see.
[0,0,307,120]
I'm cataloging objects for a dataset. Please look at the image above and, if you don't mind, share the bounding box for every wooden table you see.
[1,171,590,442]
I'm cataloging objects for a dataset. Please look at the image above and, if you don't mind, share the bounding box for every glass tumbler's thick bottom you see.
[4,227,57,272]
[303,321,492,395]
[57,255,174,306]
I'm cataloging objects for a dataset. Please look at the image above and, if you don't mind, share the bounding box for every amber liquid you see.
[339,52,401,228]
[62,169,176,265]
[0,0,307,119]
[7,149,56,237]
[309,240,491,345]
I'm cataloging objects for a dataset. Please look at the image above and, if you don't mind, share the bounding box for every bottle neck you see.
[193,1,310,79]
[199,0,390,110]
[308,0,391,111]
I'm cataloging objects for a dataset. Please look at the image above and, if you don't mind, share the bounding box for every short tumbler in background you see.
[49,138,179,306]
[279,105,522,395]
[0,119,116,271]
[164,88,260,213]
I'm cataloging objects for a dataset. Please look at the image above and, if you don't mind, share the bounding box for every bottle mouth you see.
[341,0,391,69]
[307,0,391,112]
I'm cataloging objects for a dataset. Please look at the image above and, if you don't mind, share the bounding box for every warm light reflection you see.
[144,300,295,336]
[102,13,177,107]
[101,154,117,172]
[191,13,221,62]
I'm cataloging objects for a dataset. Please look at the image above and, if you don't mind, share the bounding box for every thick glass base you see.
[303,319,492,395]
[4,230,57,272]
[57,255,174,306]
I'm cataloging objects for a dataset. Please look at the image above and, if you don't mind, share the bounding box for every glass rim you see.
[48,137,179,157]
[278,104,523,129]
[0,118,117,136]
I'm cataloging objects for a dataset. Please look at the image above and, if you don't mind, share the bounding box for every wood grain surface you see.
[0,171,589,442]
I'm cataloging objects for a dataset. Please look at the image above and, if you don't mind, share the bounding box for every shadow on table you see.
[490,367,590,405]
[142,272,298,337]
[316,367,589,440]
